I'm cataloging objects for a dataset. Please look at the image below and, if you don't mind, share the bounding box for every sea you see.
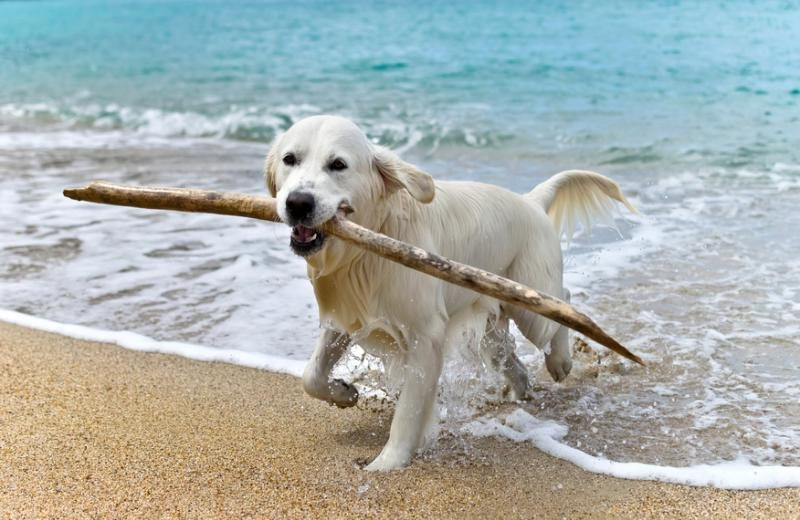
[1,0,799,488]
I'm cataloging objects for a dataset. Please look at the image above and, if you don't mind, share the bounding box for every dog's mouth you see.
[290,225,325,256]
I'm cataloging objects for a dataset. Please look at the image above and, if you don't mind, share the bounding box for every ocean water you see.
[2,0,800,485]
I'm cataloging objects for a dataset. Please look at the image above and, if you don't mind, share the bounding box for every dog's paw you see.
[545,354,572,382]
[503,370,531,401]
[329,378,359,408]
[505,380,531,401]
[364,447,412,472]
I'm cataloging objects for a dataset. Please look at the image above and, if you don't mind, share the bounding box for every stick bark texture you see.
[64,181,644,365]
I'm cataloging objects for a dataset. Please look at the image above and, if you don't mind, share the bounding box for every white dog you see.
[265,115,636,471]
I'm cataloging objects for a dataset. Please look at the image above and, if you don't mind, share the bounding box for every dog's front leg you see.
[365,326,444,471]
[302,328,358,408]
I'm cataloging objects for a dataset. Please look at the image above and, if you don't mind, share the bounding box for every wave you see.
[0,101,512,151]
[0,102,317,143]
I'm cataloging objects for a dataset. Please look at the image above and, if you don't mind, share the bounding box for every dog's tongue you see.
[293,225,317,243]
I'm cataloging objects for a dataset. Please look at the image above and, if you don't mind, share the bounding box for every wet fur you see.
[265,115,635,471]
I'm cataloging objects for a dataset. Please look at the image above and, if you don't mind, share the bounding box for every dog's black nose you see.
[285,191,315,222]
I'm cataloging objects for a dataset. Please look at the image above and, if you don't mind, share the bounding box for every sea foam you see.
[3,308,800,490]
[464,408,800,489]
[0,308,304,377]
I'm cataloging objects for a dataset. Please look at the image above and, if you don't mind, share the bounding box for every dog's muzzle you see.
[283,191,353,257]
[284,191,326,256]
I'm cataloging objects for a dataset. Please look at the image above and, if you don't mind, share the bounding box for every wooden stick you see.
[63,181,644,366]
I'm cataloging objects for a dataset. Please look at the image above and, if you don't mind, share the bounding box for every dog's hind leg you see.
[508,288,572,382]
[545,288,573,382]
[365,321,445,471]
[302,328,358,408]
[506,245,573,382]
[481,315,530,400]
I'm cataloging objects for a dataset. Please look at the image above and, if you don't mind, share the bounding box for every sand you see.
[1,321,798,519]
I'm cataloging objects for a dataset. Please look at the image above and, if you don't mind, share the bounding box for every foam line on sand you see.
[0,308,305,377]
[3,308,799,492]
[465,409,800,490]
[2,318,800,517]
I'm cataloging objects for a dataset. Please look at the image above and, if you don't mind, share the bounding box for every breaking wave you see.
[0,101,512,151]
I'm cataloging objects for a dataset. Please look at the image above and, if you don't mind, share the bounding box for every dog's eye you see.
[282,153,297,167]
[329,158,347,171]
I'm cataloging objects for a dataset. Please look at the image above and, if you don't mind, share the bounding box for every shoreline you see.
[1,320,799,518]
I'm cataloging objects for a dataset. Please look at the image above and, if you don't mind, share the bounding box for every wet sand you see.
[1,320,798,518]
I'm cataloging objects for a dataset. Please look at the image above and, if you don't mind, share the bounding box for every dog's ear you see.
[373,145,435,203]
[264,141,279,197]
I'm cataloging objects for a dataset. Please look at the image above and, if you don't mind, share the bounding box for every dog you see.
[264,115,636,471]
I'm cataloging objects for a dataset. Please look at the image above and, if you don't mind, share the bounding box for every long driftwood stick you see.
[64,181,645,365]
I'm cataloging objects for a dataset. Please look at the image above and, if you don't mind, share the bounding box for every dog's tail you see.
[527,170,638,240]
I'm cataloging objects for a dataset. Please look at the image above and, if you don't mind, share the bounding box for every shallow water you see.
[1,0,799,476]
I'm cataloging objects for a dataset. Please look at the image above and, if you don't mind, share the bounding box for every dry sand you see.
[1,320,798,519]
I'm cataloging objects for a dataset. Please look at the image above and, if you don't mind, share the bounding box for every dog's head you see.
[265,115,435,258]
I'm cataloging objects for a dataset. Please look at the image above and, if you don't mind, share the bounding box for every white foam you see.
[0,129,266,150]
[464,408,800,490]
[4,309,800,490]
[0,102,321,143]
[0,308,305,377]
[0,101,509,153]
[3,137,800,486]
[563,210,663,294]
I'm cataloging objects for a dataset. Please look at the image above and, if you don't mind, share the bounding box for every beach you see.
[3,0,800,476]
[2,320,797,519]
[2,1,800,512]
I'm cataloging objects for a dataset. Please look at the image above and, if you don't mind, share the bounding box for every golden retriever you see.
[265,115,635,471]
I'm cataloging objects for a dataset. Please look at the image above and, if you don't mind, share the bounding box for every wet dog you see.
[265,115,635,470]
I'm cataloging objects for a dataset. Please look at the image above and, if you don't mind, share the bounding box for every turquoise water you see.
[2,1,800,469]
[2,0,799,173]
